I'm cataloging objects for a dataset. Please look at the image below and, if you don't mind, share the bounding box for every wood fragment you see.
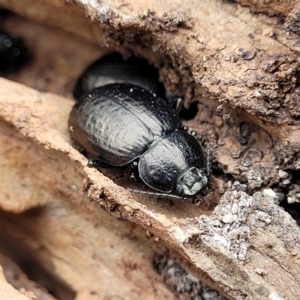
[0,1,300,299]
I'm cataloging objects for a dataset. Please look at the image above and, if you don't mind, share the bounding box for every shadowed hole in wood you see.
[281,200,300,227]
[178,101,199,120]
[279,169,300,226]
[0,209,77,300]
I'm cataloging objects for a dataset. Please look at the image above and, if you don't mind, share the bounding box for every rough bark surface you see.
[0,0,300,300]
[235,0,298,16]
[0,264,33,300]
[0,78,181,300]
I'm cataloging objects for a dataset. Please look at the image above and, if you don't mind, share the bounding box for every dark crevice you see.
[178,101,199,120]
[0,210,77,300]
[280,198,300,226]
[278,169,300,226]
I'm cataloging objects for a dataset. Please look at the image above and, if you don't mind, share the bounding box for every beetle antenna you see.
[127,188,188,200]
[192,187,213,205]
[192,196,204,206]
[175,97,183,113]
[205,138,211,176]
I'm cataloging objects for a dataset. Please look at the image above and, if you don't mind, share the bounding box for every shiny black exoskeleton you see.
[0,31,26,73]
[73,53,165,101]
[69,53,209,197]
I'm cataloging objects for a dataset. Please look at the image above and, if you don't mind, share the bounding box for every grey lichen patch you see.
[262,188,284,205]
[284,3,300,36]
[80,1,115,23]
[154,255,226,300]
[195,185,254,261]
[74,0,194,32]
[241,168,264,190]
[187,182,297,262]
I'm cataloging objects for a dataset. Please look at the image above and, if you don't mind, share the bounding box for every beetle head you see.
[176,167,208,197]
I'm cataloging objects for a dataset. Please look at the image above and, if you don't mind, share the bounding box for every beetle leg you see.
[190,130,197,137]
[113,161,139,182]
[112,173,125,182]
[87,160,138,182]
[182,126,188,131]
[128,161,141,182]
[192,187,213,205]
[165,91,199,119]
[87,159,113,168]
[127,188,188,200]
[165,91,183,113]
[174,97,183,113]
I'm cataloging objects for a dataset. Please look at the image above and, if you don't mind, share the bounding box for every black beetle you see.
[0,31,26,73]
[73,52,184,112]
[69,54,209,198]
[73,52,165,100]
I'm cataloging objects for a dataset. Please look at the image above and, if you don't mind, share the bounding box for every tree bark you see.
[0,1,300,299]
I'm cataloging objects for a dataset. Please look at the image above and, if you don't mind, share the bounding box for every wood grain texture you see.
[0,1,300,299]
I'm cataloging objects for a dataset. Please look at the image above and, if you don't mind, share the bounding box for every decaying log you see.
[0,64,298,300]
[235,0,298,17]
[0,0,300,299]
[0,254,57,300]
[0,78,180,300]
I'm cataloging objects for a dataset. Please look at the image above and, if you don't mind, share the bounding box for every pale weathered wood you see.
[0,78,178,300]
[0,254,57,300]
[0,265,33,300]
[0,76,299,300]
[0,1,300,299]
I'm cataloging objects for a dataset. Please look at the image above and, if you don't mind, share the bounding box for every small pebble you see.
[282,179,291,185]
[255,268,267,276]
[222,213,234,224]
[278,170,289,179]
[263,188,276,198]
